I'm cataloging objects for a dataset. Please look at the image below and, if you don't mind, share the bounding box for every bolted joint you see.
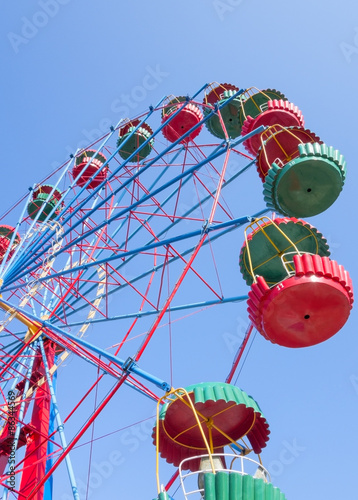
[161,381,172,393]
[123,356,136,373]
[201,220,210,234]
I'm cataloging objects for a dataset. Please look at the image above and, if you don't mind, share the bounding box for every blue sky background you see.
[2,1,358,499]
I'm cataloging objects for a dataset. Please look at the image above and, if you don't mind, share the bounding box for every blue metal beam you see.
[59,294,249,328]
[4,88,250,285]
[56,158,259,315]
[0,298,171,393]
[45,146,186,316]
[2,212,262,291]
[7,90,210,278]
[4,124,263,289]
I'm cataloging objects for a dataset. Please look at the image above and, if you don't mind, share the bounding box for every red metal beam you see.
[19,340,56,499]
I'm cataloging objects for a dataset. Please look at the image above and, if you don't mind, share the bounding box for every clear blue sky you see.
[1,1,358,499]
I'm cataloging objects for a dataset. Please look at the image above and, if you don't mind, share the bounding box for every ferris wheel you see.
[0,83,352,500]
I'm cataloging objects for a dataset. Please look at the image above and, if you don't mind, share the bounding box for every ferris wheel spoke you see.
[50,209,267,326]
[21,215,257,292]
[46,175,209,317]
[25,143,225,275]
[17,122,135,255]
[0,132,260,336]
[0,211,258,340]
[64,295,249,330]
[64,151,194,289]
[130,212,267,363]
[0,298,171,396]
[4,92,255,287]
[0,209,265,359]
[44,325,171,392]
[19,149,255,307]
[8,98,173,274]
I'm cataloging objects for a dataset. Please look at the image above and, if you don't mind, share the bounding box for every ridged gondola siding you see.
[204,473,287,500]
